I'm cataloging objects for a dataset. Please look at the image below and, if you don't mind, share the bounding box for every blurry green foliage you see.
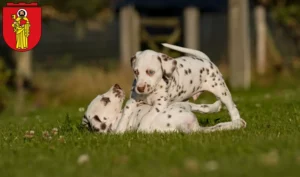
[260,0,300,52]
[0,58,11,112]
[0,58,11,91]
[42,0,110,20]
[269,0,300,28]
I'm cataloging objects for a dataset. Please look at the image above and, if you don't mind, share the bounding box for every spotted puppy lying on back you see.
[82,84,223,133]
[116,44,246,133]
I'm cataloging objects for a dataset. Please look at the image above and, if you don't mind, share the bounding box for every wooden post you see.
[119,6,140,68]
[13,50,32,115]
[184,6,200,51]
[132,8,140,55]
[228,0,251,89]
[120,5,133,68]
[255,5,267,75]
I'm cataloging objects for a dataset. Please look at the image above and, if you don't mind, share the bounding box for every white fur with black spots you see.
[83,84,224,133]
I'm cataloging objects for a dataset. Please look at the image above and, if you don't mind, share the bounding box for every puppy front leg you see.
[137,101,168,133]
[115,98,137,133]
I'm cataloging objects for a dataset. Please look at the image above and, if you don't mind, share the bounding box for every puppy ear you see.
[157,53,177,78]
[130,51,142,68]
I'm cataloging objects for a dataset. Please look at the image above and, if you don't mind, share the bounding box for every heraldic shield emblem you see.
[2,2,41,52]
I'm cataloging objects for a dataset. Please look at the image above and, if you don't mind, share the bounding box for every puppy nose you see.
[137,85,145,93]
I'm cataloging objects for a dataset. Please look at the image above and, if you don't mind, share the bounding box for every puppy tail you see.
[161,43,210,61]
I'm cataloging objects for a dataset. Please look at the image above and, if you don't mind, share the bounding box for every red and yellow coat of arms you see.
[2,2,41,52]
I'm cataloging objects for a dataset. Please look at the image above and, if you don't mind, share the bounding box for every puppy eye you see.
[134,69,139,75]
[146,69,155,76]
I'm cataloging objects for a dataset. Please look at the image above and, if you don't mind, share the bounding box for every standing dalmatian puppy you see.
[116,43,246,133]
[82,84,223,133]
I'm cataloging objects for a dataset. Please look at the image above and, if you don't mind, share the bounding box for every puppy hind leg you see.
[202,80,246,130]
[200,121,242,133]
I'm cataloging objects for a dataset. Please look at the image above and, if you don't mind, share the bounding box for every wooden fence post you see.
[228,0,251,89]
[184,6,200,52]
[132,8,140,55]
[120,6,140,68]
[255,5,267,75]
[120,5,133,68]
[14,50,32,115]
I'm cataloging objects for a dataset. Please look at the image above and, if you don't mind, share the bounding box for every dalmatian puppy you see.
[82,84,223,133]
[116,43,246,133]
[122,98,222,133]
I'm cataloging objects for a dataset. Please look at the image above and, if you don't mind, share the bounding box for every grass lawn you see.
[1,86,300,177]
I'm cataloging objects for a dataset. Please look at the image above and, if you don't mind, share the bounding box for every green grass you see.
[1,87,300,177]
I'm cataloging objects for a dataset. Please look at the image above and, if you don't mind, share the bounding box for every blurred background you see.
[1,0,300,116]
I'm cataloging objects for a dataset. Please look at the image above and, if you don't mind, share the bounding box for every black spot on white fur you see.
[101,97,110,106]
[100,123,106,130]
[112,86,123,98]
[162,76,169,84]
[210,62,214,69]
[94,115,101,122]
[206,68,209,75]
[157,56,162,62]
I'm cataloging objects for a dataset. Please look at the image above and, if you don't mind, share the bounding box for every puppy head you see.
[131,50,177,95]
[82,84,125,133]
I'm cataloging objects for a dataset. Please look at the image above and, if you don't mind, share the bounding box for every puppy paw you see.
[233,119,247,129]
